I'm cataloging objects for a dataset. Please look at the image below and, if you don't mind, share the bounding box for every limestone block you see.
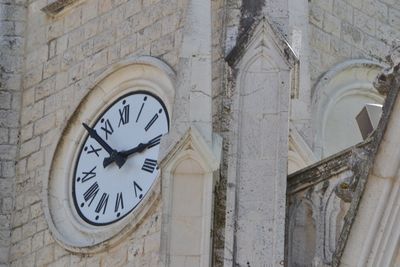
[323,12,341,37]
[101,247,127,266]
[19,137,40,158]
[311,25,331,52]
[63,8,82,32]
[47,20,64,41]
[124,0,141,18]
[24,65,43,89]
[82,0,98,24]
[0,128,7,144]
[92,30,112,53]
[150,33,174,56]
[84,49,108,75]
[27,150,44,171]
[341,21,364,48]
[35,245,54,266]
[1,161,15,178]
[388,8,400,28]
[0,145,16,161]
[333,0,353,22]
[22,221,36,239]
[9,237,31,260]
[48,256,69,267]
[362,0,388,23]
[30,202,42,219]
[0,110,18,127]
[354,9,376,36]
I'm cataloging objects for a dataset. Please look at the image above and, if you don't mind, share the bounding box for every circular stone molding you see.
[43,56,175,253]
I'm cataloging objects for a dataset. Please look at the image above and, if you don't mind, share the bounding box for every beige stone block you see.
[27,150,44,171]
[64,8,82,32]
[120,34,137,57]
[20,137,40,158]
[150,33,174,56]
[47,20,64,41]
[30,202,42,219]
[22,221,36,239]
[35,245,54,266]
[0,145,16,161]
[84,49,108,75]
[108,43,120,64]
[161,13,177,35]
[323,12,341,37]
[19,124,32,143]
[124,0,141,18]
[9,237,31,260]
[68,61,84,85]
[82,0,98,23]
[98,0,112,14]
[55,71,68,92]
[43,230,53,246]
[54,244,69,260]
[34,113,56,135]
[35,77,56,101]
[68,28,85,48]
[354,9,376,36]
[362,0,388,23]
[84,18,99,39]
[32,231,44,251]
[92,30,112,53]
[48,255,69,267]
[24,65,43,89]
[102,247,127,266]
[144,232,160,253]
[11,227,22,244]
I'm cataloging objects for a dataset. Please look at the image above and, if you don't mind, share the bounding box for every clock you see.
[73,91,169,225]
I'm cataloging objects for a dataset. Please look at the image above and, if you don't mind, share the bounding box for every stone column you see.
[0,0,26,264]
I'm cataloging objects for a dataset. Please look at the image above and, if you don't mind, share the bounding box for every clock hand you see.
[102,134,162,168]
[82,123,126,168]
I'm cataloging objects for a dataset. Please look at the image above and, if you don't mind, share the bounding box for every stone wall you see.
[0,0,26,264]
[10,0,187,265]
[309,0,400,86]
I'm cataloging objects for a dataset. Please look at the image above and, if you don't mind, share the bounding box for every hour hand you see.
[121,134,162,157]
[82,123,126,168]
[102,134,162,168]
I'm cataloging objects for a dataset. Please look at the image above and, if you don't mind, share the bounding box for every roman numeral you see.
[81,166,96,183]
[142,158,157,173]
[147,134,162,149]
[87,145,101,157]
[95,193,109,214]
[145,114,158,131]
[100,119,113,140]
[118,105,130,127]
[83,182,99,206]
[136,102,145,122]
[115,192,124,213]
[133,181,143,199]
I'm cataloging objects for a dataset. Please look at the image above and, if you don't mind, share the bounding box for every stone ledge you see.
[41,0,81,17]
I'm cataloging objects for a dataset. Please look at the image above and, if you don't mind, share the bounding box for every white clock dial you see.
[72,91,169,225]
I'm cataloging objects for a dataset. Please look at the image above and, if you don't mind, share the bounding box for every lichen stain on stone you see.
[239,0,265,36]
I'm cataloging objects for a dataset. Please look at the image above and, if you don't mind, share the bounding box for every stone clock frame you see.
[43,56,175,253]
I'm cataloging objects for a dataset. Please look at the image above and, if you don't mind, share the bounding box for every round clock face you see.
[72,91,169,225]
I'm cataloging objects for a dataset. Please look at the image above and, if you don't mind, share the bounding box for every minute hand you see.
[82,123,126,168]
[82,123,114,154]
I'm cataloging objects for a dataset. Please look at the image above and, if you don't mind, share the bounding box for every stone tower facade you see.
[0,0,400,266]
